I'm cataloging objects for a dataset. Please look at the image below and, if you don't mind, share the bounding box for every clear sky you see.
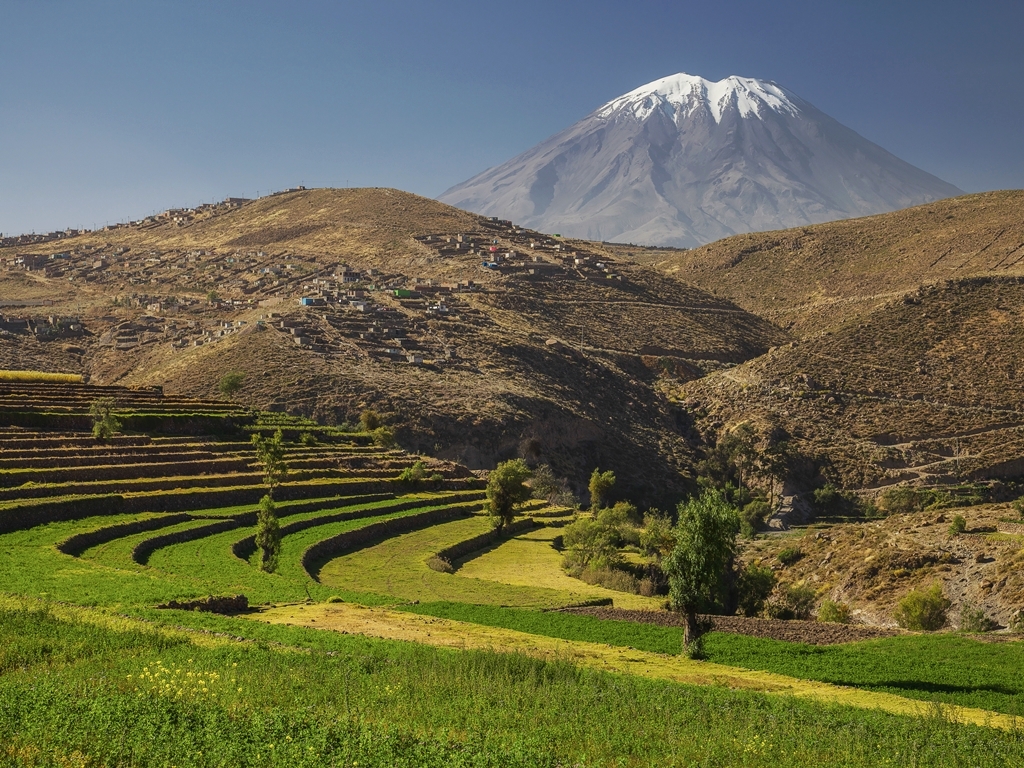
[2,0,1022,235]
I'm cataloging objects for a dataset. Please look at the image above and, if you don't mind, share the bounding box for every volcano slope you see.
[0,188,787,505]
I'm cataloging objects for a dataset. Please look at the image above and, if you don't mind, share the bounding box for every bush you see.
[784,584,816,620]
[326,595,345,603]
[948,514,967,536]
[562,517,619,569]
[426,556,454,574]
[777,547,803,566]
[765,584,816,620]
[739,500,771,538]
[218,371,245,398]
[735,564,776,617]
[579,566,640,594]
[817,599,851,624]
[893,585,950,630]
[1013,497,1024,519]
[959,603,998,633]
[90,398,121,441]
[370,426,396,448]
[398,461,427,483]
[360,409,382,432]
[299,431,318,446]
[639,512,676,558]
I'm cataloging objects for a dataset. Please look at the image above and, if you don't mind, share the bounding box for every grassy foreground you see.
[401,602,1024,717]
[3,602,1024,768]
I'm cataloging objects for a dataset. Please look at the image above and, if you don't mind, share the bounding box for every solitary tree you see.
[663,490,740,659]
[251,429,288,495]
[588,468,616,512]
[89,398,121,441]
[250,429,288,573]
[255,494,282,573]
[485,459,533,532]
[218,371,246,399]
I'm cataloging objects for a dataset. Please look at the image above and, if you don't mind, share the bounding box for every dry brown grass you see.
[655,191,1024,333]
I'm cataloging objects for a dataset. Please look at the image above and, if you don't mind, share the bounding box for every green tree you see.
[89,398,121,441]
[485,459,533,532]
[561,517,619,570]
[251,428,288,495]
[663,491,740,658]
[255,494,281,573]
[218,371,246,398]
[639,511,676,559]
[206,290,219,304]
[588,468,616,512]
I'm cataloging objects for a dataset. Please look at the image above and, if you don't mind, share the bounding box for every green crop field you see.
[4,603,1024,768]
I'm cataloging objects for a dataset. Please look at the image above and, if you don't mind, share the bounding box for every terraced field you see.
[4,379,1024,766]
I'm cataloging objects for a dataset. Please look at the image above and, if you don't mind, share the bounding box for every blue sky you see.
[2,0,1022,234]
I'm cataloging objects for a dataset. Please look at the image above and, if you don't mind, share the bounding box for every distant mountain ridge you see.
[439,73,963,247]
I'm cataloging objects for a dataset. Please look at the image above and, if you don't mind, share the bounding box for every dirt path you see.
[253,602,1020,731]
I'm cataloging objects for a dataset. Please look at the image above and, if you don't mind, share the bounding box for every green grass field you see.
[455,523,663,610]
[3,603,1023,768]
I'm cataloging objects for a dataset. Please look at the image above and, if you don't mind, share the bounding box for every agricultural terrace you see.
[2,381,1024,765]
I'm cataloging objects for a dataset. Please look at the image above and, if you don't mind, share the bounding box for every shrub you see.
[326,595,345,603]
[398,461,427,483]
[429,472,444,483]
[777,547,803,566]
[639,511,676,558]
[1012,498,1024,519]
[739,500,771,538]
[360,408,382,432]
[638,577,659,597]
[90,398,121,441]
[299,431,318,446]
[948,514,967,536]
[370,426,396,448]
[959,602,998,633]
[893,584,950,630]
[218,371,245,398]
[579,566,640,594]
[735,563,776,617]
[817,599,851,624]
[784,584,816,620]
[426,556,454,574]
[562,517,619,569]
[813,484,840,511]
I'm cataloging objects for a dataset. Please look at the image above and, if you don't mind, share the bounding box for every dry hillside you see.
[655,190,1024,333]
[0,188,787,506]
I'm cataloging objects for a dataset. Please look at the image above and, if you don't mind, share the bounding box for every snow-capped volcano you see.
[439,73,963,248]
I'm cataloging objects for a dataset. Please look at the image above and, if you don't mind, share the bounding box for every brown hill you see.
[677,276,1024,489]
[0,188,788,505]
[656,190,1024,333]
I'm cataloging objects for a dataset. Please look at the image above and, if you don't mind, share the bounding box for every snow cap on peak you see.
[597,73,802,123]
